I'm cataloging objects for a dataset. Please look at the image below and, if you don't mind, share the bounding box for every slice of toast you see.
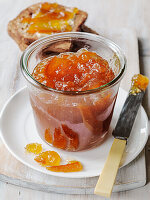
[8,2,88,52]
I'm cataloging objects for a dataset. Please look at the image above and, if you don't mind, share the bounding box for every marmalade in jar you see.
[30,49,116,151]
[32,49,115,91]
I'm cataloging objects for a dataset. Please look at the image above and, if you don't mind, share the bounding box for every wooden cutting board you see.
[0,29,146,194]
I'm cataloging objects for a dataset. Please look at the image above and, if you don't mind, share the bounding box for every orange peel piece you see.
[25,143,42,155]
[34,151,61,166]
[46,161,83,172]
[44,128,53,144]
[61,124,79,150]
[53,127,67,149]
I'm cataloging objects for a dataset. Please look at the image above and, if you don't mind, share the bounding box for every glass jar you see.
[20,32,126,151]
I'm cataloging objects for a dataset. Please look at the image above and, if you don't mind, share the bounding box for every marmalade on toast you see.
[22,2,79,34]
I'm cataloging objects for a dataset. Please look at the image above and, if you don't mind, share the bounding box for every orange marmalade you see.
[130,74,149,95]
[32,49,115,91]
[22,2,79,34]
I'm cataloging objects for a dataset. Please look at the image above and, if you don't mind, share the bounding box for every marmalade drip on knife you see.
[30,49,117,151]
[130,74,149,95]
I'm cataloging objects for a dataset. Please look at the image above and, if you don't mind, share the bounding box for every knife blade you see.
[94,74,149,198]
[112,91,144,140]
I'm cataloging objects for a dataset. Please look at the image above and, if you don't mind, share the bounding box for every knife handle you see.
[94,138,126,197]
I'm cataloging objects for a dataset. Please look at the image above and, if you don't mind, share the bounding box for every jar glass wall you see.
[21,32,126,151]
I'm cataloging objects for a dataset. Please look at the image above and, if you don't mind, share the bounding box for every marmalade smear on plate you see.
[25,143,83,172]
[30,49,117,151]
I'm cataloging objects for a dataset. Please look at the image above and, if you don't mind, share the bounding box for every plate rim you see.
[0,86,149,178]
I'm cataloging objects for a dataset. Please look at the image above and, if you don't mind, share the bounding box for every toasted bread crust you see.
[8,2,88,51]
[81,24,99,35]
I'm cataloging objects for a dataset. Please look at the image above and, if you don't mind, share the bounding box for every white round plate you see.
[0,87,148,178]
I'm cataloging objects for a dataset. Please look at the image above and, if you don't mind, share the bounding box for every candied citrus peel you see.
[44,125,79,151]
[25,143,83,172]
[44,128,53,144]
[130,74,149,95]
[25,143,42,154]
[53,127,67,149]
[34,151,61,166]
[61,124,79,150]
[46,161,83,172]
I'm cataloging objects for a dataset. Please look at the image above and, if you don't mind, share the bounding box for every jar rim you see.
[20,32,126,95]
